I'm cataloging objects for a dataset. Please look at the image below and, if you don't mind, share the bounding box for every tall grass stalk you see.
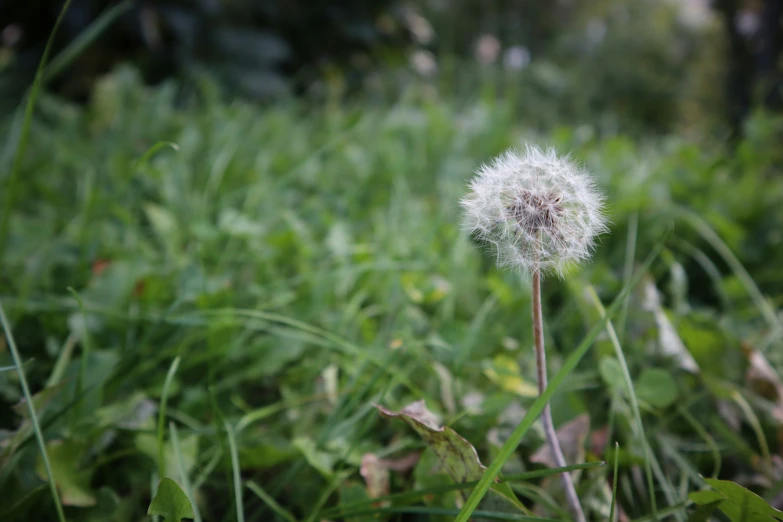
[0,0,74,257]
[0,301,67,522]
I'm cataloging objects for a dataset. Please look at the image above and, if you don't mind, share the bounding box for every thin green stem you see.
[586,286,659,518]
[225,421,245,522]
[610,442,620,522]
[158,356,181,478]
[617,211,638,342]
[0,0,74,258]
[0,301,67,522]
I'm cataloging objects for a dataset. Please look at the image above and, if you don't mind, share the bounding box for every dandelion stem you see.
[531,269,586,522]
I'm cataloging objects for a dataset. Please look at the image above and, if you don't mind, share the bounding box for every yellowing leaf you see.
[483,355,539,397]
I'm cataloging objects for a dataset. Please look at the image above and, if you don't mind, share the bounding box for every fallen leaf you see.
[358,450,421,500]
[381,452,420,472]
[590,425,610,458]
[744,344,783,424]
[531,413,590,468]
[360,453,389,499]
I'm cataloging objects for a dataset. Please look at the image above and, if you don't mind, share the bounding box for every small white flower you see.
[503,46,531,71]
[461,146,608,276]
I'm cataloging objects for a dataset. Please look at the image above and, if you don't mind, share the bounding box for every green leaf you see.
[635,368,678,408]
[148,478,195,521]
[599,357,626,394]
[689,478,783,522]
[687,501,722,522]
[135,428,199,485]
[35,440,96,507]
[292,437,337,478]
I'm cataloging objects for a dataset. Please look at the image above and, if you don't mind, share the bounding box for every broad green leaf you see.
[35,440,95,506]
[689,478,783,522]
[293,437,337,478]
[238,440,298,470]
[687,500,722,522]
[148,478,195,521]
[635,368,678,408]
[377,401,526,513]
[599,357,625,394]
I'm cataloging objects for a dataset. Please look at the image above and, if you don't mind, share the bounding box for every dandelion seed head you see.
[461,146,608,277]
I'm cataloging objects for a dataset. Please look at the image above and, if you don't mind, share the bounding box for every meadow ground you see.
[2,68,783,521]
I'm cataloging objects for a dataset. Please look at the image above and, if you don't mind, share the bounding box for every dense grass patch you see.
[2,69,783,521]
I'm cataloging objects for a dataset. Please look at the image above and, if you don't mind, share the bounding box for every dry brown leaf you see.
[360,453,390,499]
[531,413,590,467]
[744,343,783,424]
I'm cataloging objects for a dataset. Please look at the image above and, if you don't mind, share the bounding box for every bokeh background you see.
[2,0,781,134]
[2,1,783,522]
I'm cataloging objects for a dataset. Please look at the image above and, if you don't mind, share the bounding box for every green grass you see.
[1,68,783,521]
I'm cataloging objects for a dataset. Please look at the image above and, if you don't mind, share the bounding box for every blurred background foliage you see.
[1,0,780,135]
[3,1,783,521]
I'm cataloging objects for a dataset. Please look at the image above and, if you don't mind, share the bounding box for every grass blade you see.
[225,421,245,522]
[676,405,721,479]
[453,240,664,522]
[319,462,604,519]
[0,0,74,258]
[246,481,298,522]
[170,422,202,522]
[617,211,638,342]
[610,442,619,522]
[157,356,181,478]
[675,206,782,350]
[66,288,92,427]
[43,1,134,82]
[0,301,67,522]
[338,506,560,521]
[586,285,658,517]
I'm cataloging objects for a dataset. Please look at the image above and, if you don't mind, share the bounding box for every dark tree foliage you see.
[0,0,406,102]
[713,0,783,137]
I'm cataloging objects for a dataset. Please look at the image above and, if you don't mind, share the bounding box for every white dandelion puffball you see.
[461,146,608,276]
